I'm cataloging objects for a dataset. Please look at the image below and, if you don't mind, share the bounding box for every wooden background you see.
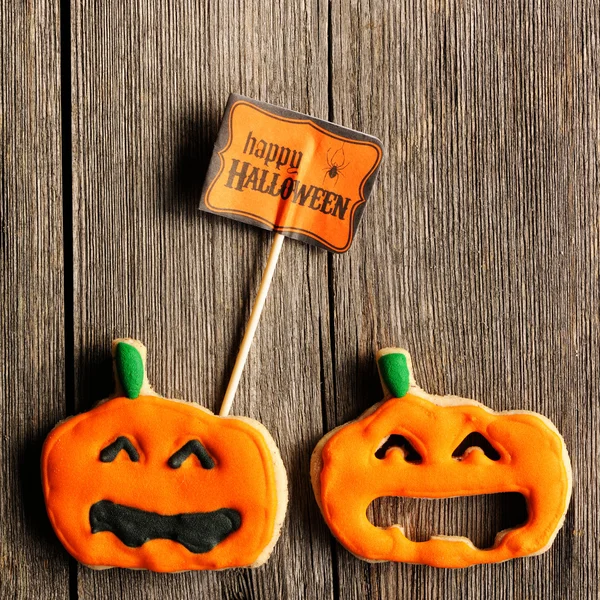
[1,0,598,598]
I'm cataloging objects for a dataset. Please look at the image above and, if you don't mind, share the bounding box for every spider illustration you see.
[323,145,349,186]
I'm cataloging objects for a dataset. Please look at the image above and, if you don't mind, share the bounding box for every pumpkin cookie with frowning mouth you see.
[311,349,572,568]
[42,339,287,572]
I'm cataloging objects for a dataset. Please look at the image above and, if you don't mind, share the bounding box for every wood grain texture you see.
[3,0,598,598]
[328,0,599,599]
[71,1,334,598]
[0,1,68,599]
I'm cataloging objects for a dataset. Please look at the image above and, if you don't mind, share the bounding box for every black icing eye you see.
[100,436,140,463]
[375,435,422,463]
[168,440,215,470]
[452,432,501,461]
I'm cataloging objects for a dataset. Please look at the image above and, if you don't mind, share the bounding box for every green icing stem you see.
[378,352,410,398]
[115,342,145,399]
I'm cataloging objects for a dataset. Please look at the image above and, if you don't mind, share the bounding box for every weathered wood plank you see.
[0,1,69,599]
[328,0,599,598]
[71,1,334,598]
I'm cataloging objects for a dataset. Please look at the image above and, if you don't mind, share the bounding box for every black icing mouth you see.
[89,500,242,553]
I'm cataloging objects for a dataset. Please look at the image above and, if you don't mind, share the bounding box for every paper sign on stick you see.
[200,95,383,253]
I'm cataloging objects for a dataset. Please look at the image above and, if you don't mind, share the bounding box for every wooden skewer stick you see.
[219,232,286,416]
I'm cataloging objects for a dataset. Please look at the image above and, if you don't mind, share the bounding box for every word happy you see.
[223,131,352,221]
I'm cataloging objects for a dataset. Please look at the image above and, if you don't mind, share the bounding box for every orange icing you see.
[316,394,571,567]
[42,396,281,571]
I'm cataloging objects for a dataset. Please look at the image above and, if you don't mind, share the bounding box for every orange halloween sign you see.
[200,95,383,252]
[42,339,287,572]
[311,349,572,568]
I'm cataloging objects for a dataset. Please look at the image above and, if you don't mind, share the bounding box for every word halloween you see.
[224,132,350,221]
[200,95,383,253]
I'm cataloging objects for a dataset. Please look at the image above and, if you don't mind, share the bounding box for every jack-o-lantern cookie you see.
[311,349,572,568]
[42,339,288,572]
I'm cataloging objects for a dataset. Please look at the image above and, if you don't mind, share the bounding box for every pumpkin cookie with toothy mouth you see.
[311,349,572,568]
[42,339,288,572]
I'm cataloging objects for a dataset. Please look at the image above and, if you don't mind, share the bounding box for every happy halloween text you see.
[222,131,352,221]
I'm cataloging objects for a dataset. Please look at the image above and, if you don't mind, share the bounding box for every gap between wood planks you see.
[59,0,77,597]
[325,1,341,598]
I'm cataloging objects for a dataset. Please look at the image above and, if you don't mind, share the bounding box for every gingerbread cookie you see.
[42,339,287,572]
[311,349,572,568]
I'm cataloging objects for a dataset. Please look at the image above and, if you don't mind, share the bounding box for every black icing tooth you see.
[89,501,241,553]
